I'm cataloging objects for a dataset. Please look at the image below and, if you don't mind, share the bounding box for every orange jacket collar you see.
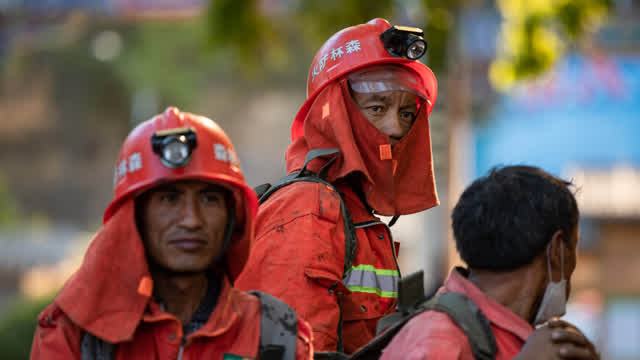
[55,200,150,343]
[54,197,254,344]
[444,268,534,342]
[142,276,241,341]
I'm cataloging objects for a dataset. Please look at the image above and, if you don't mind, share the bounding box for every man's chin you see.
[154,261,213,275]
[165,262,214,275]
[147,254,221,275]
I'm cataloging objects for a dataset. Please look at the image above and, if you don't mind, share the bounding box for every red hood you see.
[286,79,439,216]
[54,181,257,343]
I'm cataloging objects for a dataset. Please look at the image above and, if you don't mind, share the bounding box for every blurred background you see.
[0,0,639,358]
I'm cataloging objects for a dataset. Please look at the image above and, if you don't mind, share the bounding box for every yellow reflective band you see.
[345,264,399,277]
[346,285,398,298]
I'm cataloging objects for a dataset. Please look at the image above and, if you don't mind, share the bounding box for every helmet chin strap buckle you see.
[151,127,198,168]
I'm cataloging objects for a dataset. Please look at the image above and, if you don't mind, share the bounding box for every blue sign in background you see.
[475,54,640,177]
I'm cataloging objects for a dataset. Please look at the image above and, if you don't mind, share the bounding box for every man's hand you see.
[513,318,600,360]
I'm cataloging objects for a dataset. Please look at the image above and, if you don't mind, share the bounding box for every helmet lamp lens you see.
[151,128,198,168]
[163,140,190,166]
[406,39,426,60]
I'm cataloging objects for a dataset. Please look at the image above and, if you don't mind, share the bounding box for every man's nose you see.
[179,196,203,229]
[385,113,405,142]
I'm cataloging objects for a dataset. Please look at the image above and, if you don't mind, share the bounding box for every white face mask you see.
[533,243,567,326]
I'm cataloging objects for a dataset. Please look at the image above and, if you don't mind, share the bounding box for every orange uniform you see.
[381,269,534,360]
[30,108,313,360]
[237,23,439,352]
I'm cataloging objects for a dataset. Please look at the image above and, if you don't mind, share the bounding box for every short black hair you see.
[451,165,579,271]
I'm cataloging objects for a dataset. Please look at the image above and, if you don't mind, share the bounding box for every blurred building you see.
[0,227,88,311]
[470,4,640,359]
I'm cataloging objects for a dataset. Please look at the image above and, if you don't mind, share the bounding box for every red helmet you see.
[292,18,438,140]
[103,106,258,225]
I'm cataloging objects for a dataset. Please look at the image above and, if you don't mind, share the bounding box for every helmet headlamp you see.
[380,25,427,61]
[151,127,198,168]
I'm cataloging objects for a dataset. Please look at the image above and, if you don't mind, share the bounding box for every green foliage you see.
[295,0,394,46]
[205,0,277,72]
[205,0,394,74]
[491,0,612,90]
[113,19,221,109]
[205,0,612,90]
[421,1,458,72]
[0,295,54,360]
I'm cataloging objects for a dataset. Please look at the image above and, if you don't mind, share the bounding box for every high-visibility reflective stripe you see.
[345,286,397,298]
[345,264,399,277]
[343,265,399,298]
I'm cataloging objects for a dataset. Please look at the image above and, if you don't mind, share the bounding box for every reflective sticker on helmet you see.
[345,40,361,53]
[128,153,142,172]
[214,144,228,162]
[331,46,344,60]
[214,144,239,166]
[312,39,362,81]
[114,152,143,185]
[117,159,127,178]
[312,53,329,80]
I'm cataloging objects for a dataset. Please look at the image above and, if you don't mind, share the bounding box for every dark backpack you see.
[81,291,298,360]
[348,270,497,360]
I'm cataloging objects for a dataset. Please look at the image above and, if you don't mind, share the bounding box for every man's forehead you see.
[151,180,229,193]
[347,63,426,100]
[354,90,419,105]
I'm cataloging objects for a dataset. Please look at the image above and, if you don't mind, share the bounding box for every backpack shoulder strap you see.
[351,293,497,360]
[81,332,114,360]
[352,271,497,360]
[250,290,298,360]
[254,148,358,353]
[254,148,357,275]
[422,292,497,360]
[375,270,427,334]
[256,148,339,202]
[350,271,428,360]
[313,351,351,360]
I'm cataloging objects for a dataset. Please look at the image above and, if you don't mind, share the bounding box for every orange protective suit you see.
[30,109,313,360]
[381,268,534,360]
[236,79,438,353]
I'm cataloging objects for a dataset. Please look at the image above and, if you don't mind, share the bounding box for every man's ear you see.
[549,230,566,281]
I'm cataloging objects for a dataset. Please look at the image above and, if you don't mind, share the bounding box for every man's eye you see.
[367,105,385,113]
[400,111,416,122]
[159,192,179,203]
[203,193,223,204]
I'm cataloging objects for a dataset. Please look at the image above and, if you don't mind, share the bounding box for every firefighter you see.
[236,19,439,353]
[30,107,312,359]
[382,166,599,360]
